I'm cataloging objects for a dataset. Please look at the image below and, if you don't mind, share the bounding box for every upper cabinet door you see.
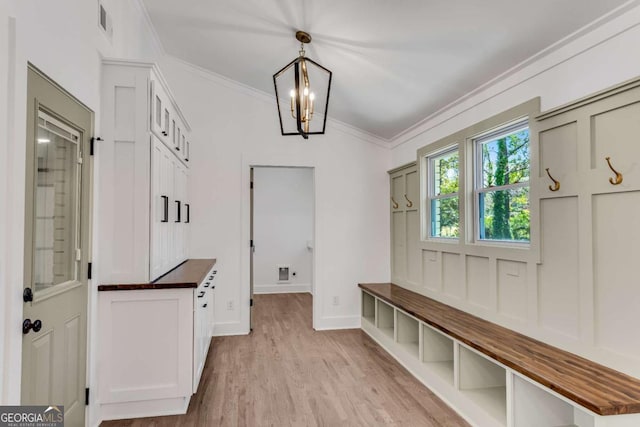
[150,77,171,144]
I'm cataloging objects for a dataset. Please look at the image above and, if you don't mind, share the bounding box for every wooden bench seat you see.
[358,283,640,416]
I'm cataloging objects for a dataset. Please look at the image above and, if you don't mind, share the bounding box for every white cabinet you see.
[150,136,190,279]
[193,269,216,393]
[98,261,217,421]
[100,59,192,284]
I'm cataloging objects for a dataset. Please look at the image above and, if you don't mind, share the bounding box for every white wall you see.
[0,0,13,405]
[388,4,640,378]
[253,167,314,294]
[0,1,163,423]
[159,56,391,335]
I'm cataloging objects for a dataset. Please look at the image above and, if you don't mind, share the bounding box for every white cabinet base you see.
[98,289,194,421]
[100,396,190,422]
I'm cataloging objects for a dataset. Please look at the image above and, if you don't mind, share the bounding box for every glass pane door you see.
[33,110,81,292]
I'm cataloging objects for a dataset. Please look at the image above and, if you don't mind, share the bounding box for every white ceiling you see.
[142,0,633,141]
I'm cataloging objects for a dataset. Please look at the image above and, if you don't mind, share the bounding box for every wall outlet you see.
[332,296,339,306]
[227,300,234,311]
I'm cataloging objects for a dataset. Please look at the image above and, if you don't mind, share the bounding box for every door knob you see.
[23,288,33,302]
[22,319,42,334]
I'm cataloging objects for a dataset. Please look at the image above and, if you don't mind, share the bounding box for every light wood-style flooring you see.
[101,293,469,426]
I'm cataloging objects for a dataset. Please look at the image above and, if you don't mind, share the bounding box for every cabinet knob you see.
[202,303,208,308]
[23,287,33,303]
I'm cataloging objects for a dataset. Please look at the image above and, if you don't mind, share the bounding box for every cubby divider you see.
[396,310,419,358]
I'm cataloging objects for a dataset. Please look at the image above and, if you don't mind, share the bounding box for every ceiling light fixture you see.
[273,31,332,139]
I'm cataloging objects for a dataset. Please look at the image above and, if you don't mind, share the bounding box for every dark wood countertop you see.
[359,282,640,416]
[98,259,216,291]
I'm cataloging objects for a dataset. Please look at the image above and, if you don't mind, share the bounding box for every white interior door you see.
[21,66,92,427]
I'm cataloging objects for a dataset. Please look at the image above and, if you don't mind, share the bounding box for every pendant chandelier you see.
[273,31,332,139]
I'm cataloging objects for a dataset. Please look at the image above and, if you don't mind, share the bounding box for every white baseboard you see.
[254,283,311,294]
[212,321,247,337]
[314,315,360,331]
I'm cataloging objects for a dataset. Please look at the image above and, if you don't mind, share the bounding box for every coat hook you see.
[404,194,413,208]
[391,196,399,209]
[545,168,560,192]
[605,157,623,185]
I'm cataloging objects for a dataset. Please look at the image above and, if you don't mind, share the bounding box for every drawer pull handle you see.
[205,282,210,288]
[404,194,413,208]
[391,197,399,209]
[605,157,623,185]
[175,201,181,222]
[545,168,560,192]
[161,196,169,222]
[198,291,205,298]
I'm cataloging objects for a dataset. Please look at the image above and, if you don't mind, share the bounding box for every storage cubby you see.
[513,375,593,427]
[396,311,419,358]
[362,291,375,326]
[422,324,454,385]
[458,345,507,426]
[376,299,395,339]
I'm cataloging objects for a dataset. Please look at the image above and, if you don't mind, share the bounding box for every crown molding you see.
[389,0,640,149]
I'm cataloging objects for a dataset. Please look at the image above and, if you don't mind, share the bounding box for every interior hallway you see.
[102,293,469,426]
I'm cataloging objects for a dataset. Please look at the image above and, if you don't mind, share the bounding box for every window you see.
[428,147,459,238]
[474,122,530,242]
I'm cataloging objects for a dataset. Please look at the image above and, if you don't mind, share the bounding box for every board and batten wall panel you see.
[466,256,493,311]
[422,250,441,293]
[593,191,640,359]
[497,260,527,323]
[392,212,406,282]
[393,77,640,379]
[538,197,580,339]
[442,253,464,300]
[406,211,421,286]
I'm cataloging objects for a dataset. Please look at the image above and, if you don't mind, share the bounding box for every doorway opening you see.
[250,166,314,330]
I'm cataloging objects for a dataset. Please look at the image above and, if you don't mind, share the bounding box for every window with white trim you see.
[427,147,459,239]
[474,121,530,242]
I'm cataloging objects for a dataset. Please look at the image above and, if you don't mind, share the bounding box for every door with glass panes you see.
[21,66,92,427]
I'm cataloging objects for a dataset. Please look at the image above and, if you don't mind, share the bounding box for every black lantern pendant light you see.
[273,31,332,139]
